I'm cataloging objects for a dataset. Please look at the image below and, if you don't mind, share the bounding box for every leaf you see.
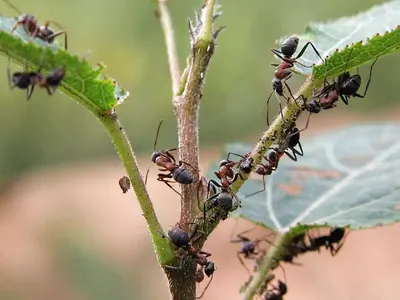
[209,124,400,232]
[274,1,400,79]
[0,16,129,112]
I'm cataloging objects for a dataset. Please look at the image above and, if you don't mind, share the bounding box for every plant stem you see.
[242,234,286,300]
[98,110,175,264]
[177,0,217,228]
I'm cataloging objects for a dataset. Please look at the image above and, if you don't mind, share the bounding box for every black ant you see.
[203,158,243,221]
[307,227,349,256]
[3,0,68,50]
[7,53,65,100]
[118,176,131,193]
[267,36,324,123]
[315,49,378,106]
[245,149,284,198]
[230,226,273,275]
[144,120,196,195]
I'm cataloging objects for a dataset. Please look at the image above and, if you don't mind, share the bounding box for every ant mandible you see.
[144,120,196,195]
[3,0,68,50]
[7,52,65,100]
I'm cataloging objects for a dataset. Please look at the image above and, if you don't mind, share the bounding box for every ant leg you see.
[157,174,181,195]
[164,257,185,270]
[354,56,379,98]
[330,230,350,256]
[245,175,266,198]
[226,152,245,161]
[295,41,325,64]
[236,252,252,275]
[283,79,306,107]
[7,58,15,89]
[265,91,274,126]
[26,84,36,100]
[198,250,212,258]
[196,274,213,299]
[271,49,295,67]
[284,149,298,161]
[45,30,68,50]
[340,94,349,105]
[179,160,199,173]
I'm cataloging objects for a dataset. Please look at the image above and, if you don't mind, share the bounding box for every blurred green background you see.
[0,0,397,182]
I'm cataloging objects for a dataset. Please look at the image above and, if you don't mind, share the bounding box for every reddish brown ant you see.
[144,120,196,195]
[267,36,324,123]
[7,53,65,100]
[262,279,287,300]
[3,0,68,50]
[245,149,284,198]
[203,158,243,221]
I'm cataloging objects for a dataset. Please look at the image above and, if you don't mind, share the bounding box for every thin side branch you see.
[98,110,175,264]
[158,0,181,98]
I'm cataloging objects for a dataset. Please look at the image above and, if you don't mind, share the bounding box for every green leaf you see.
[274,1,400,79]
[209,124,400,232]
[0,16,129,112]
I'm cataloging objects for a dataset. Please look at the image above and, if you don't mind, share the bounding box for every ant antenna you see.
[144,120,164,185]
[344,47,354,73]
[196,274,214,299]
[2,0,22,15]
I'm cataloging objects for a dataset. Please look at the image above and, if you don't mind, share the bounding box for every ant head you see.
[267,149,278,161]
[330,227,346,241]
[204,261,215,277]
[47,67,65,87]
[280,36,299,57]
[151,151,160,163]
[12,72,31,89]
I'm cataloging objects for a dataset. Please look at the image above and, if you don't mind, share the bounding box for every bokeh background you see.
[0,0,399,299]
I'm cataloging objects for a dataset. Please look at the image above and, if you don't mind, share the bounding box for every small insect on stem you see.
[118,176,130,193]
[3,0,68,50]
[144,120,197,196]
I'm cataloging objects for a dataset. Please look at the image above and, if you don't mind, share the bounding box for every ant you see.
[162,222,212,267]
[144,120,196,195]
[245,149,284,198]
[230,225,273,275]
[267,36,324,123]
[315,49,378,106]
[3,0,68,50]
[7,52,65,100]
[203,158,243,221]
[118,176,131,193]
[195,261,216,299]
[307,227,349,256]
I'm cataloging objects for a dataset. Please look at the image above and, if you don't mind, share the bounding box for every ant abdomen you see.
[280,36,299,57]
[341,74,361,95]
[168,226,190,248]
[173,168,194,184]
[212,191,233,212]
[12,72,31,89]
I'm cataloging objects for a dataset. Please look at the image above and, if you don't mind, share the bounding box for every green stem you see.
[98,110,175,264]
[242,234,286,300]
[198,0,216,42]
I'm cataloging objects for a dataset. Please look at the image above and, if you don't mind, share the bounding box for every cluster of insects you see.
[3,0,67,100]
[232,224,349,299]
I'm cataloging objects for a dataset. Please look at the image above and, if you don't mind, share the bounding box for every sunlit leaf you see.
[274,1,400,78]
[209,124,400,232]
[0,16,129,112]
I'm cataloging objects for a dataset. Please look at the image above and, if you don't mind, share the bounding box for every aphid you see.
[3,0,68,49]
[118,176,130,193]
[144,120,196,195]
[7,55,65,100]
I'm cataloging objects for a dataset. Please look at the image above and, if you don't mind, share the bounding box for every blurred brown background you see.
[1,0,400,299]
